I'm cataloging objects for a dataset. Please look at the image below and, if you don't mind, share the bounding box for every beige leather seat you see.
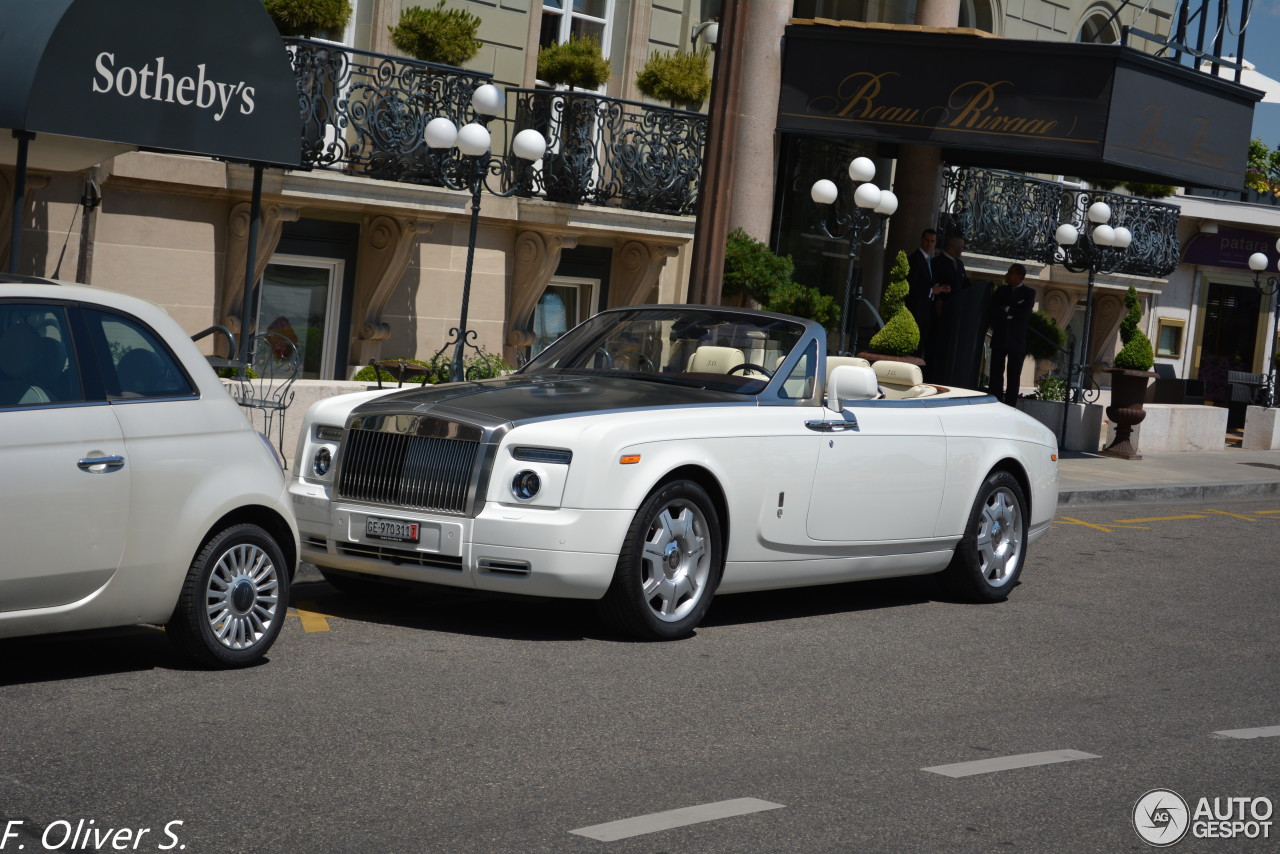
[872,360,938,399]
[825,355,871,389]
[687,346,745,374]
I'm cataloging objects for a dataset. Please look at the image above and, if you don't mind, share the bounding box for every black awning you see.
[778,25,1258,192]
[0,0,300,169]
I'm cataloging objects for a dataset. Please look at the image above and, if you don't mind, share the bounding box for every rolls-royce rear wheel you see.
[597,479,723,640]
[940,470,1027,601]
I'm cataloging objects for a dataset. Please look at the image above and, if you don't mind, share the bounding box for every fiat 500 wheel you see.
[597,480,723,640]
[940,470,1027,601]
[167,523,290,668]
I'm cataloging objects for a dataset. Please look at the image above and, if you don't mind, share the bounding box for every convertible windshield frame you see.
[518,305,821,399]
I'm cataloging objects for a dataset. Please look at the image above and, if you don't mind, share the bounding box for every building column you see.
[221,201,300,340]
[505,229,578,364]
[350,214,424,368]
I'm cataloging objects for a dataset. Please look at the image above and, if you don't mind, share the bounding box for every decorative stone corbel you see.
[615,240,679,307]
[0,170,52,273]
[349,214,423,367]
[1039,287,1074,332]
[1090,292,1126,376]
[220,201,300,337]
[506,230,577,363]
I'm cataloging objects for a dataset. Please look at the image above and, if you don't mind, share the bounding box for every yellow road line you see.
[1055,516,1149,532]
[1114,515,1206,523]
[1205,509,1257,521]
[1253,510,1280,515]
[290,602,332,633]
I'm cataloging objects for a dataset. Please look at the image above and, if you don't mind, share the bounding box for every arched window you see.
[958,0,998,34]
[1078,8,1121,44]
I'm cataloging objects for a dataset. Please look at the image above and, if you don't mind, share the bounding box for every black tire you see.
[318,567,408,598]
[167,523,290,668]
[940,470,1027,602]
[597,479,723,640]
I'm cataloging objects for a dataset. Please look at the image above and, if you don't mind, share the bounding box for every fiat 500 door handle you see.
[78,455,126,472]
[804,418,859,432]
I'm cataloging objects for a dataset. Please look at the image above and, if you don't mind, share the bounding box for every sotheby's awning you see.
[0,0,300,170]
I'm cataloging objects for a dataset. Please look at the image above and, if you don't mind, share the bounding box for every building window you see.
[532,277,598,357]
[259,256,346,380]
[1079,9,1120,44]
[540,0,612,53]
[1155,317,1185,359]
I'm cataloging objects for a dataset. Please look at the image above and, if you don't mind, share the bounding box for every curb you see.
[1058,481,1280,505]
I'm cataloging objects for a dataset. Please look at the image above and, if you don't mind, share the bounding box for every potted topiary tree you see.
[861,251,922,365]
[536,37,611,202]
[1103,284,1157,459]
[720,229,838,327]
[265,0,352,38]
[1026,310,1066,371]
[389,1,483,66]
[634,49,711,109]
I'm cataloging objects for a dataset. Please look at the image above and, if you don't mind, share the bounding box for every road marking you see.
[290,603,332,633]
[1205,509,1257,521]
[1055,516,1148,532]
[1214,725,1280,739]
[569,798,784,842]
[1114,514,1206,523]
[1254,510,1280,515]
[922,750,1101,778]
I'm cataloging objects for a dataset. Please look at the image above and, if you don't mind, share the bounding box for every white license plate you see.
[364,516,420,543]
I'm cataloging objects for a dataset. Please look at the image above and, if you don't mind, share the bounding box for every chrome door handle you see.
[804,418,859,432]
[78,455,125,472]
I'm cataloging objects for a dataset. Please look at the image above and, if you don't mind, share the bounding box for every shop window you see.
[1155,317,1185,359]
[533,277,599,357]
[259,257,345,381]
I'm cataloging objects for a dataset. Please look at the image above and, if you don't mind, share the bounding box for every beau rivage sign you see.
[777,26,1256,191]
[0,0,300,167]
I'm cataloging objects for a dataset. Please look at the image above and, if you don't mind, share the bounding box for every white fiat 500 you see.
[293,305,1058,640]
[0,277,298,667]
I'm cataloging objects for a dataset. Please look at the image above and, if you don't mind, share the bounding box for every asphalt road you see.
[2,496,1277,853]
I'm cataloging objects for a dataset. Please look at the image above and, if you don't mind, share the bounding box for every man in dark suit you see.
[988,263,1036,405]
[906,229,939,355]
[924,234,970,377]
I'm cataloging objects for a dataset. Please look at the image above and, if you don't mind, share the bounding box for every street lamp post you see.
[810,156,898,355]
[1247,243,1280,409]
[1052,200,1133,404]
[425,84,547,382]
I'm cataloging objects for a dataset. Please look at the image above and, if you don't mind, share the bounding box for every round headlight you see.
[511,470,540,501]
[313,447,332,477]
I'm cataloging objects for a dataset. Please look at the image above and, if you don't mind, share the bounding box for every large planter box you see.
[1017,398,1104,452]
[1107,403,1228,452]
[1243,405,1280,450]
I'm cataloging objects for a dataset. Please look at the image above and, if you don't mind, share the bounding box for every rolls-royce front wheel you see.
[597,479,723,640]
[940,470,1027,601]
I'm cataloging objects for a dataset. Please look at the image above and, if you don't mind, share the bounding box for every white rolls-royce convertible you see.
[291,305,1058,639]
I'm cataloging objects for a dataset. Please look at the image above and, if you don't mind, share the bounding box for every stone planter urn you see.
[1102,368,1158,459]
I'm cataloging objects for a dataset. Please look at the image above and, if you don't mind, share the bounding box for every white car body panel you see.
[0,281,299,641]
[292,306,1059,613]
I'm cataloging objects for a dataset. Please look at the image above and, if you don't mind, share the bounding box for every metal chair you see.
[230,332,302,461]
[1227,370,1266,431]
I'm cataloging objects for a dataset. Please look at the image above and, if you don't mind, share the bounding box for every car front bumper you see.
[290,480,630,599]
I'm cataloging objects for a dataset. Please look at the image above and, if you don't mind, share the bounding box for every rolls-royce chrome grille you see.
[337,416,482,515]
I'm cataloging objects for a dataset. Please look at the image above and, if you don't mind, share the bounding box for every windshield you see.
[519,307,809,394]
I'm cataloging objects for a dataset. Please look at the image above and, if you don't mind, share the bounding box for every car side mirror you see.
[828,365,878,411]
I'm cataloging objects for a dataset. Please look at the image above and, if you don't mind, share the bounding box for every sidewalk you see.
[1057,447,1280,505]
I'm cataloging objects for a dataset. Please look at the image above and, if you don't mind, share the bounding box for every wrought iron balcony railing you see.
[286,37,493,180]
[506,88,708,216]
[285,39,708,216]
[941,166,1181,278]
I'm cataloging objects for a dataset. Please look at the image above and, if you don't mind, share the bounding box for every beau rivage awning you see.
[778,22,1260,192]
[0,0,301,171]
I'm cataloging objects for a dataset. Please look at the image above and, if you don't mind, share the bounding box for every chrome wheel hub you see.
[640,499,711,623]
[206,543,281,650]
[975,487,1022,588]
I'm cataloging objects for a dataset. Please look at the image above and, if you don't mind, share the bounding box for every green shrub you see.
[537,37,611,89]
[352,350,510,384]
[635,49,711,108]
[1121,181,1174,198]
[1032,373,1067,402]
[723,227,794,304]
[866,251,919,356]
[1112,284,1155,370]
[764,282,840,329]
[389,1,483,67]
[1026,311,1066,362]
[264,0,352,37]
